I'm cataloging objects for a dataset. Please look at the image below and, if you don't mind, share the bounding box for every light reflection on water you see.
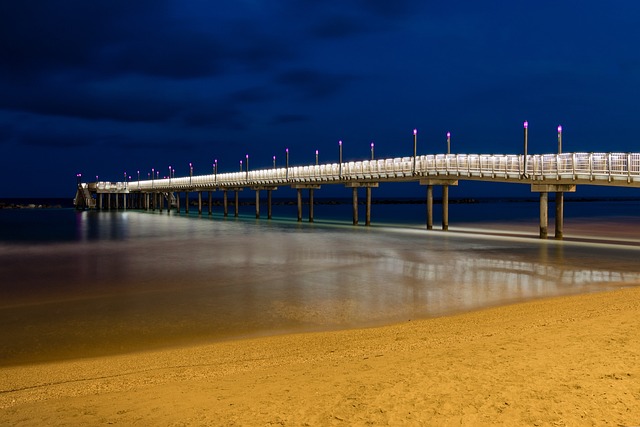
[0,208,639,366]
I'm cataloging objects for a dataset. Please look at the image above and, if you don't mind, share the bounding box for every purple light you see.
[447,132,451,138]
[339,140,342,146]
[558,125,562,133]
[523,121,528,129]
[371,142,374,147]
[286,148,289,153]
[413,129,417,135]
[315,149,318,155]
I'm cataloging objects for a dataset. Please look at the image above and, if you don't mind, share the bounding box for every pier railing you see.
[119,152,640,192]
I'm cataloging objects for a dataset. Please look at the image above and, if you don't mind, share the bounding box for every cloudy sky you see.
[1,1,639,197]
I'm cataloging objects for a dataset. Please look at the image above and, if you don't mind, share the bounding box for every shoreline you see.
[2,286,639,425]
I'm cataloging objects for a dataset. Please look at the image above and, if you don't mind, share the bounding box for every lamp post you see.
[370,142,374,160]
[446,132,451,155]
[239,160,243,172]
[189,162,193,186]
[273,155,276,169]
[137,170,140,184]
[169,166,172,184]
[214,159,218,184]
[151,168,155,189]
[339,140,343,177]
[315,149,319,165]
[557,125,563,154]
[285,148,289,179]
[245,154,249,179]
[413,129,417,174]
[523,121,529,177]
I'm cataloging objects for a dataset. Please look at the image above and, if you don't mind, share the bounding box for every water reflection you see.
[1,211,639,366]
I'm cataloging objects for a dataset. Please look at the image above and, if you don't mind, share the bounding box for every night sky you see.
[1,1,639,198]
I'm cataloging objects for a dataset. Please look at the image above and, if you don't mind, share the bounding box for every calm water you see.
[1,198,639,366]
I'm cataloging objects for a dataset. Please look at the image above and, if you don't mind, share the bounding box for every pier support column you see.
[344,182,378,226]
[108,193,112,210]
[365,187,372,226]
[158,192,163,212]
[352,187,358,225]
[268,190,273,219]
[255,189,260,219]
[123,193,127,210]
[176,192,180,213]
[198,192,202,215]
[223,191,228,217]
[426,185,433,230]
[442,185,449,231]
[420,179,458,231]
[234,190,240,217]
[208,191,213,215]
[115,193,119,210]
[99,193,103,211]
[531,184,575,240]
[291,185,319,223]
[555,191,564,240]
[539,192,548,238]
[185,192,189,214]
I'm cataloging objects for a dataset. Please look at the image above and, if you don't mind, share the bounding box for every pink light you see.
[558,125,562,133]
[371,142,374,148]
[523,121,528,129]
[286,148,289,153]
[339,140,342,146]
[447,132,451,138]
[413,129,417,135]
[315,149,318,155]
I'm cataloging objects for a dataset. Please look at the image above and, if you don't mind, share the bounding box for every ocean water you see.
[1,198,639,366]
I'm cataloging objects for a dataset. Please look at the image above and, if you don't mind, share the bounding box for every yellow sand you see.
[1,286,639,426]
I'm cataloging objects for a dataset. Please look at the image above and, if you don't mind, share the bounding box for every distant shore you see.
[1,286,639,425]
[0,202,63,209]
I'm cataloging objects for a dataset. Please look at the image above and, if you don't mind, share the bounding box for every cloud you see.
[179,105,248,130]
[311,15,372,39]
[0,1,159,78]
[271,114,311,125]
[275,69,355,99]
[227,87,274,104]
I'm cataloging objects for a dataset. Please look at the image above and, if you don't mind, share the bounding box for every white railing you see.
[122,152,640,192]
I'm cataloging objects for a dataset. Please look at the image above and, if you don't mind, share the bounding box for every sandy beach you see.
[1,286,638,426]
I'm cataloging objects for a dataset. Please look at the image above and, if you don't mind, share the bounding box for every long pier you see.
[75,151,640,239]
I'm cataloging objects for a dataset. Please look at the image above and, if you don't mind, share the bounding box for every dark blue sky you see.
[1,1,639,198]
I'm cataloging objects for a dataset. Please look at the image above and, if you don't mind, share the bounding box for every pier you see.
[75,151,640,239]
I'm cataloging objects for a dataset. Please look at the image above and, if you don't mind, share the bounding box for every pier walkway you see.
[75,152,640,239]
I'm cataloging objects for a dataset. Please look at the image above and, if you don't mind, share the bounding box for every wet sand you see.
[1,285,639,426]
